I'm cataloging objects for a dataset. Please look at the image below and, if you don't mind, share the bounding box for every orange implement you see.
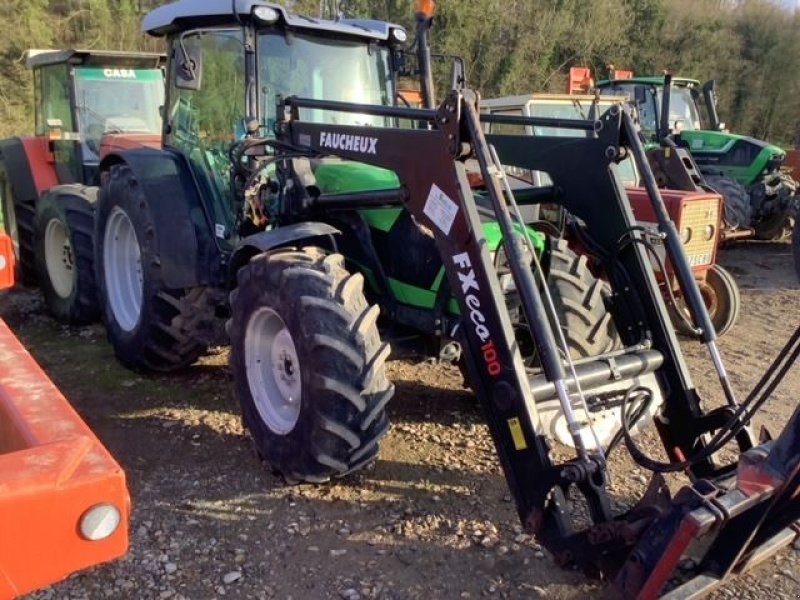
[0,317,129,598]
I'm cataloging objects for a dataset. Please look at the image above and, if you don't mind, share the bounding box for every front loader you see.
[0,49,164,323]
[94,2,800,597]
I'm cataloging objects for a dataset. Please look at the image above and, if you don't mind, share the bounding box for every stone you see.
[222,571,242,585]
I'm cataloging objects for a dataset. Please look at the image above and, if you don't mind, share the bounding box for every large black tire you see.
[0,166,36,284]
[95,164,217,372]
[229,247,393,483]
[667,264,741,337]
[752,171,796,240]
[705,174,752,230]
[546,238,621,359]
[34,185,99,323]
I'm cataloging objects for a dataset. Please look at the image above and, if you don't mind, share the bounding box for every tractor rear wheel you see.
[705,174,752,230]
[229,247,393,483]
[0,167,36,284]
[95,164,216,372]
[34,186,99,323]
[667,264,740,337]
[546,238,621,359]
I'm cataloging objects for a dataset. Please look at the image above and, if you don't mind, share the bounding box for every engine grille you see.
[681,197,720,267]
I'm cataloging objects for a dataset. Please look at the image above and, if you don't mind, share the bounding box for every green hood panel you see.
[315,161,400,194]
[313,160,546,312]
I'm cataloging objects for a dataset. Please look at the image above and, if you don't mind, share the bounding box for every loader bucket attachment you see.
[0,313,129,597]
[615,325,800,598]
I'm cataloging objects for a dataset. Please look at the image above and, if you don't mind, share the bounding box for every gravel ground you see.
[4,241,800,600]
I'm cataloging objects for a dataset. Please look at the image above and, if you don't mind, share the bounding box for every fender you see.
[229,222,341,286]
[100,148,218,289]
[0,137,58,203]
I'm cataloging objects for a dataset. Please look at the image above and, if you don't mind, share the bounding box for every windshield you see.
[258,31,393,130]
[656,86,701,131]
[74,67,164,158]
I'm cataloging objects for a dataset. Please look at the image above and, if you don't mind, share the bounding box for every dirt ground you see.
[4,241,800,600]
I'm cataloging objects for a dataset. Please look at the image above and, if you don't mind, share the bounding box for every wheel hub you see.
[44,218,75,299]
[244,307,302,434]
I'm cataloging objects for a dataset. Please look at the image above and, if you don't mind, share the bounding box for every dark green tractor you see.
[598,75,797,240]
[95,1,620,480]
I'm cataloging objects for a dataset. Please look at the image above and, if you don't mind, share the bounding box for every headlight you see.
[253,7,280,24]
[391,28,408,43]
[703,224,715,241]
[680,227,692,244]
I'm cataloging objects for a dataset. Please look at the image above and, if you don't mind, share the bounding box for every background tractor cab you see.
[0,49,165,324]
[480,92,740,337]
[596,70,797,240]
[25,49,164,186]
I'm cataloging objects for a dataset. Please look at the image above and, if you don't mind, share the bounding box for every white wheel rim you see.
[244,307,302,434]
[44,218,75,299]
[103,206,143,332]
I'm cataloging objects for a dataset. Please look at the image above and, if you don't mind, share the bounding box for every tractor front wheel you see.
[34,186,99,323]
[229,248,394,483]
[667,264,740,337]
[95,164,216,372]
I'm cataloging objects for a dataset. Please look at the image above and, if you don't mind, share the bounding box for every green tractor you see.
[597,73,797,240]
[94,0,621,470]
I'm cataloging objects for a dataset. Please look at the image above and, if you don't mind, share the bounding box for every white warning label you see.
[423,184,459,236]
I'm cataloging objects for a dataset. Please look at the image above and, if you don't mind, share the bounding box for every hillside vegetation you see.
[2,0,799,146]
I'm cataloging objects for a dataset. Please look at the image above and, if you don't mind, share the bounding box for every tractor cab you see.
[147,1,407,247]
[27,49,165,185]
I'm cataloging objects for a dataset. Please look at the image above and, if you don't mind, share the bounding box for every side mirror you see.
[174,40,203,91]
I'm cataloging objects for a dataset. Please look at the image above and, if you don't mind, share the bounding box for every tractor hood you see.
[679,129,786,186]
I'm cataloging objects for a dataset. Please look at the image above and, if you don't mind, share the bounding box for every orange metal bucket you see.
[0,319,129,599]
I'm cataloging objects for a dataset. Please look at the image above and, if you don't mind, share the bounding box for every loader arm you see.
[265,90,800,596]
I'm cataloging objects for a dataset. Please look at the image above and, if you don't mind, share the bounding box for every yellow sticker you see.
[507,417,528,450]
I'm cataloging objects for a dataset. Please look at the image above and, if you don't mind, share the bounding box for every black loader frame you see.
[261,89,800,598]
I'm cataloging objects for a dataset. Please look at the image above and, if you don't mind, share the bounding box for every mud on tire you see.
[34,185,99,323]
[95,164,216,372]
[229,247,394,483]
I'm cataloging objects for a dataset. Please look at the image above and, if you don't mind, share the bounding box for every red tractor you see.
[0,49,164,323]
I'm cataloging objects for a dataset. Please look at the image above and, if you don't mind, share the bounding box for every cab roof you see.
[26,49,165,70]
[143,0,404,41]
[598,76,701,88]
